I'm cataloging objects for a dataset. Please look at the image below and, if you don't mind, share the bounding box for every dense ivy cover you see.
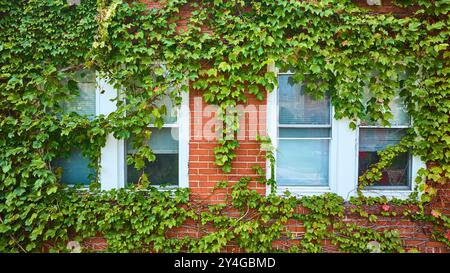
[0,0,449,252]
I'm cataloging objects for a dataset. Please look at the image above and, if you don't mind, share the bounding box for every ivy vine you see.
[0,0,449,252]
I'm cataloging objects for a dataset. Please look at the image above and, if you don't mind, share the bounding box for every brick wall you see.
[189,90,267,203]
[81,0,449,253]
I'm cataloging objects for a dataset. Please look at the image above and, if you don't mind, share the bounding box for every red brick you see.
[78,0,449,254]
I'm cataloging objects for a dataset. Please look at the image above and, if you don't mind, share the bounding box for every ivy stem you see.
[0,216,27,253]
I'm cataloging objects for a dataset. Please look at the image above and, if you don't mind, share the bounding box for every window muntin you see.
[276,74,331,187]
[53,70,97,185]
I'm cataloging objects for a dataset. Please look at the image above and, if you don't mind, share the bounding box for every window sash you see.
[358,88,412,188]
[124,89,181,186]
[276,73,332,187]
[358,127,412,188]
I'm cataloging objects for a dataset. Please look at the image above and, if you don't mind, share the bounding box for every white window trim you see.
[266,64,425,200]
[266,65,338,197]
[98,77,190,190]
[178,90,190,188]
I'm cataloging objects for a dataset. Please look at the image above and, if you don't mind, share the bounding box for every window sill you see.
[272,186,332,197]
[359,189,417,200]
[268,185,417,201]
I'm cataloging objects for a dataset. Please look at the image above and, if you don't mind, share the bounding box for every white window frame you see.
[266,64,425,200]
[98,77,189,190]
[266,65,338,197]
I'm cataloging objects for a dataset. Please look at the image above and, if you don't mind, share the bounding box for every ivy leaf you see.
[443,135,450,145]
[310,64,321,74]
[46,185,58,195]
[205,68,217,77]
[218,62,231,72]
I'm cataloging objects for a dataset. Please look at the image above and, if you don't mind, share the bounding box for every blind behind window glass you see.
[278,75,330,125]
[61,70,96,117]
[54,70,96,185]
[277,139,329,186]
[276,74,330,187]
[359,128,406,151]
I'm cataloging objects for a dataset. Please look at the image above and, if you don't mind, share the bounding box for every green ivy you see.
[0,0,449,252]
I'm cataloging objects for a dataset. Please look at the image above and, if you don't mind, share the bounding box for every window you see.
[50,67,189,189]
[125,95,181,186]
[96,68,189,190]
[358,93,412,189]
[266,64,424,199]
[53,70,97,185]
[275,73,332,187]
[121,63,189,188]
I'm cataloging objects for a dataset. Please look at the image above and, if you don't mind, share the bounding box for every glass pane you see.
[62,71,96,117]
[53,149,95,185]
[150,64,177,124]
[277,139,329,186]
[127,128,179,154]
[126,127,179,185]
[279,128,330,138]
[127,154,178,186]
[389,95,410,126]
[362,87,409,126]
[359,128,410,187]
[155,94,178,124]
[278,74,330,125]
[359,128,406,151]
